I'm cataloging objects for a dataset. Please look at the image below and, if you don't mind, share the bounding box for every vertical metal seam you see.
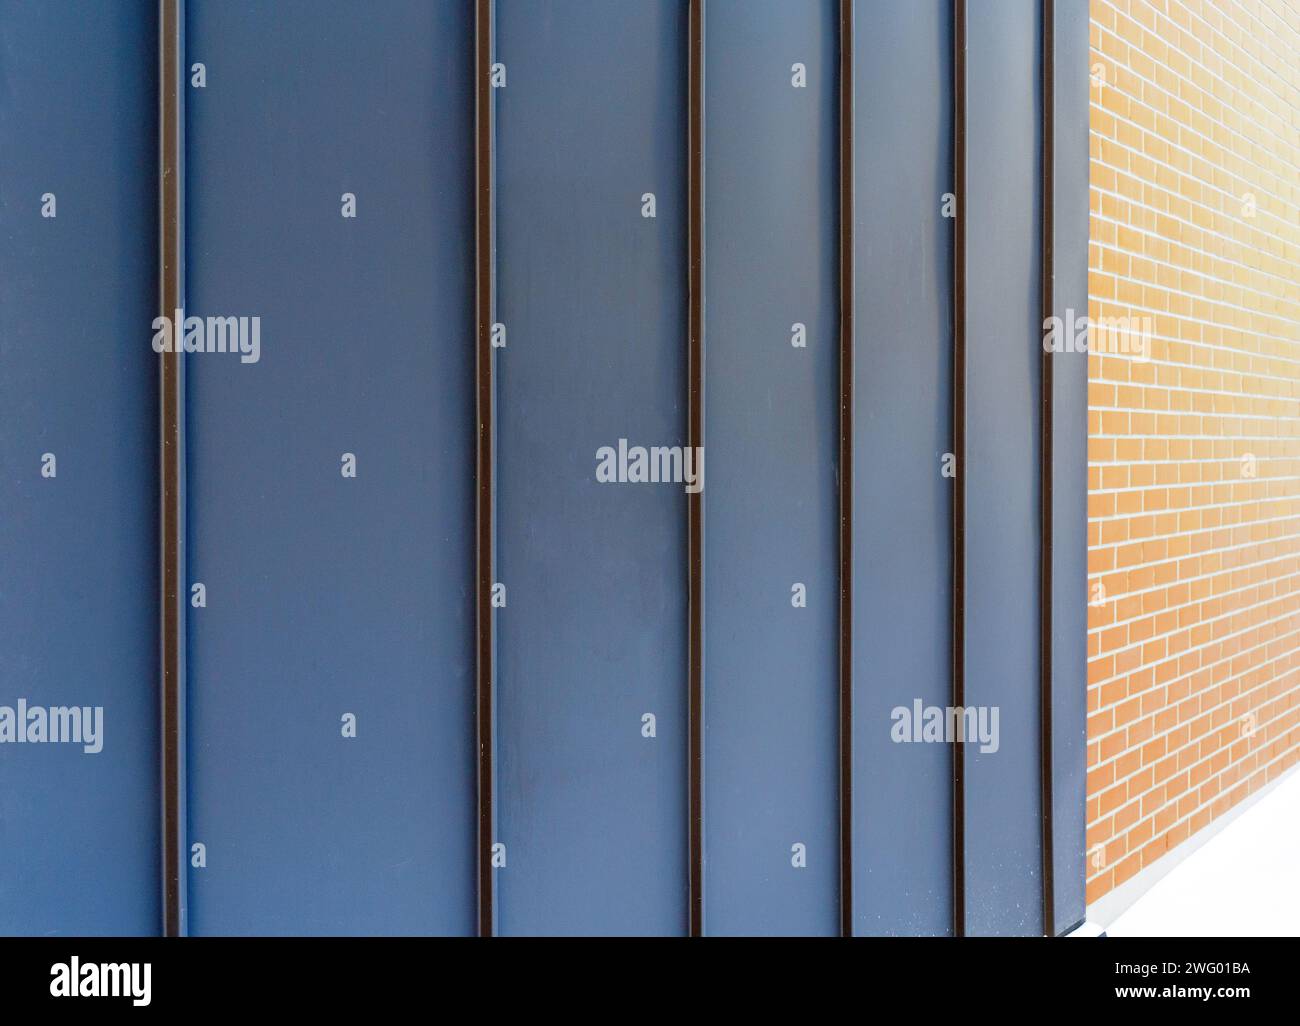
[1040,0,1057,939]
[159,0,185,940]
[838,0,855,940]
[687,0,706,939]
[475,0,495,940]
[951,0,968,940]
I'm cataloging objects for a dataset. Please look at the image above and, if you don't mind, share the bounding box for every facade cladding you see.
[25,0,1279,938]
[1085,0,1300,905]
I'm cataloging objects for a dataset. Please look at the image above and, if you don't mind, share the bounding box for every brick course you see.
[1087,0,1300,904]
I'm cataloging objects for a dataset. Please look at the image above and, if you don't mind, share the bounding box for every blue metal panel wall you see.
[851,0,955,936]
[0,1,1092,938]
[1049,0,1091,936]
[183,0,476,935]
[494,0,688,936]
[0,0,160,937]
[703,0,840,937]
[962,0,1044,937]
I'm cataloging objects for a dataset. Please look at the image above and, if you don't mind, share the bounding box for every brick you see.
[1086,0,1300,908]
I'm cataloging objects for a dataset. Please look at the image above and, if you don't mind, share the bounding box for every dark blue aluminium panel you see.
[0,0,159,937]
[184,1,476,935]
[852,0,954,937]
[963,0,1043,937]
[495,0,688,936]
[1049,0,1090,936]
[703,0,839,937]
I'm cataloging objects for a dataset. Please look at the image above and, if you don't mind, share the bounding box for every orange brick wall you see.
[1086,0,1300,905]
